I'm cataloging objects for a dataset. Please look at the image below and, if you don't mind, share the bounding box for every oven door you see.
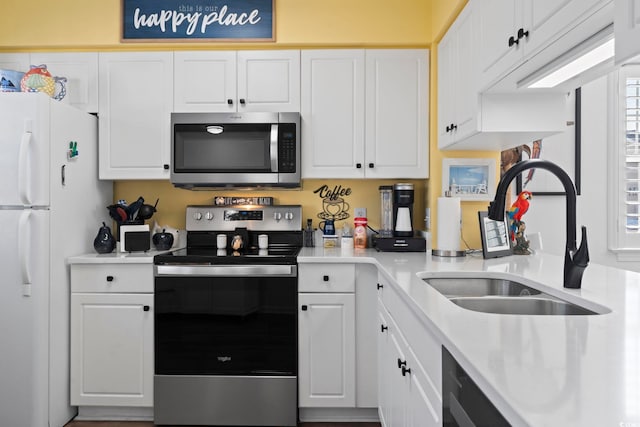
[154,264,297,376]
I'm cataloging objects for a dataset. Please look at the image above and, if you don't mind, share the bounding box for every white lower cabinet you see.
[298,292,356,407]
[298,263,379,414]
[298,263,356,408]
[70,263,154,407]
[377,275,441,427]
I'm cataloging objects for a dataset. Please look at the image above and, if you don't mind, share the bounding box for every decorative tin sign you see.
[122,0,274,41]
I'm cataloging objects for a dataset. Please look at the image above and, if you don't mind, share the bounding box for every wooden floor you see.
[65,422,381,427]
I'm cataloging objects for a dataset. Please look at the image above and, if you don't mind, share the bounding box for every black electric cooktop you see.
[154,245,301,265]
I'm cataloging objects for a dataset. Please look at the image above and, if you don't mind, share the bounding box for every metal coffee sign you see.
[122,0,274,41]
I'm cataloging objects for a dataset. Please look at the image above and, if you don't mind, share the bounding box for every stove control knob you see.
[285,211,294,221]
[274,212,282,221]
[193,212,203,221]
[205,212,214,221]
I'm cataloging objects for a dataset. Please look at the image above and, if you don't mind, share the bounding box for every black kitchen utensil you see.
[126,196,145,221]
[136,198,159,221]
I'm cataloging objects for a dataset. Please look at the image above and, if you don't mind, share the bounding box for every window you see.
[609,65,640,256]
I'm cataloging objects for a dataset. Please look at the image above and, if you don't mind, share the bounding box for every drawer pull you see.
[106,276,114,282]
[377,283,383,290]
[143,305,150,312]
[323,275,329,282]
[397,358,407,369]
[301,305,308,311]
[380,324,388,333]
[401,366,411,377]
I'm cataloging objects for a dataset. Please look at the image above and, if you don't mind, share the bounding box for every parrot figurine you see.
[507,191,532,241]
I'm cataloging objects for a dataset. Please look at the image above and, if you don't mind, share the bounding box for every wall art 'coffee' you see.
[313,184,352,222]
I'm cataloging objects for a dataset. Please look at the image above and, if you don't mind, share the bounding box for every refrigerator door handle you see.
[18,131,32,206]
[18,210,32,296]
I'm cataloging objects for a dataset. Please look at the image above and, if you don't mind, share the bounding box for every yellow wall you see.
[0,0,431,50]
[2,0,498,248]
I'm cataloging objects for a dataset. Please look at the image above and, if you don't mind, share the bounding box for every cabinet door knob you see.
[239,98,246,105]
[377,283,383,290]
[143,305,150,311]
[517,28,529,40]
[401,366,411,377]
[106,275,114,282]
[323,275,329,282]
[380,324,388,333]
[301,305,308,311]
[368,163,374,169]
[227,99,233,105]
[452,124,458,131]
[397,358,407,369]
[445,124,451,132]
[356,163,362,169]
[163,164,170,170]
[508,35,519,47]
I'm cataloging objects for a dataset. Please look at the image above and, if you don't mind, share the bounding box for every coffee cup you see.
[319,219,335,235]
[322,198,349,218]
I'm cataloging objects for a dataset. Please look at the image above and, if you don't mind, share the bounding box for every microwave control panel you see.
[278,123,297,173]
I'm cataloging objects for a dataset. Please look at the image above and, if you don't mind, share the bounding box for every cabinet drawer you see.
[298,264,355,292]
[71,264,153,293]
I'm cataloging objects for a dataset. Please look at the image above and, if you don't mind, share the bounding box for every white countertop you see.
[67,248,177,264]
[298,247,640,427]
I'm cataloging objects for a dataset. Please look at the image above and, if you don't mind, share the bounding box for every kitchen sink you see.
[422,275,607,315]
[424,277,541,297]
[449,296,598,315]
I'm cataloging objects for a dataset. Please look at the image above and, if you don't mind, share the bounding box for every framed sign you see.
[442,158,496,201]
[478,211,512,259]
[122,0,274,42]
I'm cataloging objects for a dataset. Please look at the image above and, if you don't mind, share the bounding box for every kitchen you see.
[1,0,640,426]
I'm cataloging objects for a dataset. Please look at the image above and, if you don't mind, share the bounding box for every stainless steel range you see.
[153,205,302,426]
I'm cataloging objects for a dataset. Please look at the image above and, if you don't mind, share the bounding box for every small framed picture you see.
[478,211,512,259]
[442,158,496,201]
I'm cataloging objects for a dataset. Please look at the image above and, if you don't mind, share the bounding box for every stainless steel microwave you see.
[170,112,300,189]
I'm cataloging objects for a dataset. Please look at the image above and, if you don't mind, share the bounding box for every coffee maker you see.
[373,183,426,252]
[393,183,414,237]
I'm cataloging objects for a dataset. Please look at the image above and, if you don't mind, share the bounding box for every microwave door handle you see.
[270,124,279,172]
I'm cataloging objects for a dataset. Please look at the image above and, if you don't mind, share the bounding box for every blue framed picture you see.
[122,0,274,41]
[442,158,496,201]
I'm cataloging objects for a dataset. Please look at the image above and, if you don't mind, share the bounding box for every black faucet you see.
[488,159,589,289]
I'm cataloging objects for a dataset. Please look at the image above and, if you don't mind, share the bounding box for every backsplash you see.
[113,179,427,234]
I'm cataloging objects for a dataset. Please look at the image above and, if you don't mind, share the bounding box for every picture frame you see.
[478,211,512,259]
[442,158,496,201]
[121,0,275,42]
[515,88,581,196]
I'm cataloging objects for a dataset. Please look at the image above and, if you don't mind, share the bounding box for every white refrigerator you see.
[0,93,112,427]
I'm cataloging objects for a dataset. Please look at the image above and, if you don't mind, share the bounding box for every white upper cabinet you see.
[302,49,428,179]
[29,52,99,113]
[438,3,479,148]
[237,50,300,112]
[174,51,236,112]
[365,50,429,179]
[438,2,568,151]
[478,0,613,91]
[615,0,640,64]
[174,50,300,112]
[99,52,173,180]
[0,53,30,73]
[301,50,365,179]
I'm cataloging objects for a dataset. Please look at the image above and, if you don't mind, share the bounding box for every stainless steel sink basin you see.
[449,296,598,316]
[422,275,606,315]
[424,277,541,297]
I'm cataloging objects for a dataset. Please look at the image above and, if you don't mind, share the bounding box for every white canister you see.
[216,234,227,249]
[258,234,269,249]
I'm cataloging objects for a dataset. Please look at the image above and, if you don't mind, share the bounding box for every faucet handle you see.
[574,226,589,267]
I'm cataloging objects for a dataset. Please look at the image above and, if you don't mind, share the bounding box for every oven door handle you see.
[155,264,297,277]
